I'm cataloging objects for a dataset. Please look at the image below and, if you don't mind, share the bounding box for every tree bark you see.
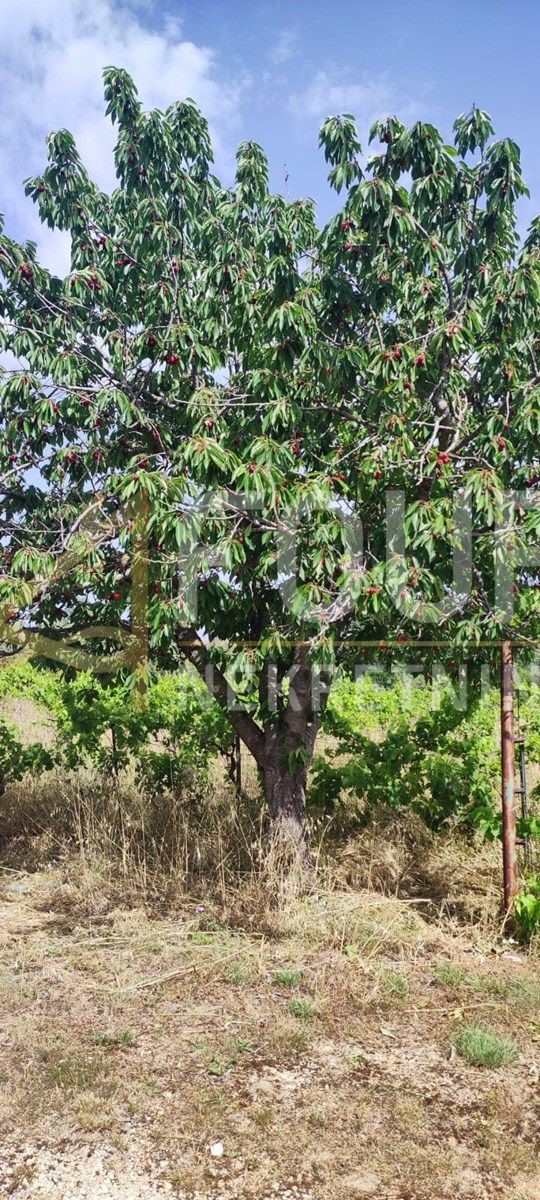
[258,645,328,862]
[179,627,330,860]
[261,722,315,864]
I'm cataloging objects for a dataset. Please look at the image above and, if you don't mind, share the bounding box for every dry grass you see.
[1,695,539,1197]
[0,864,538,1199]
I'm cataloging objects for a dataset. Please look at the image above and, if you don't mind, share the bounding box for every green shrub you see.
[515,875,540,940]
[55,668,233,795]
[0,716,53,796]
[455,1025,518,1068]
[310,673,540,840]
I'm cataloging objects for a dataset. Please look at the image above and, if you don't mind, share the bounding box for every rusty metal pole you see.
[500,641,518,913]
[235,733,242,798]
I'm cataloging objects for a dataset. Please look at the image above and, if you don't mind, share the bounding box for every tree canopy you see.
[1,69,540,842]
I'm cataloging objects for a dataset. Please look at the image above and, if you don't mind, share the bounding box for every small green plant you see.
[455,1025,518,1068]
[290,998,314,1020]
[515,876,540,941]
[251,1105,274,1129]
[223,963,251,984]
[275,969,303,988]
[191,931,215,945]
[434,961,465,988]
[94,1031,135,1049]
[379,969,409,1000]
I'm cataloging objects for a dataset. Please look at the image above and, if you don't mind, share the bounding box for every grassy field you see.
[0,864,538,1200]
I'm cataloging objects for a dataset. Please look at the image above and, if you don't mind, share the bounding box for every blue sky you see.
[1,0,539,270]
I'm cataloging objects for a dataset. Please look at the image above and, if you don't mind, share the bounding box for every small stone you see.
[209,1141,224,1158]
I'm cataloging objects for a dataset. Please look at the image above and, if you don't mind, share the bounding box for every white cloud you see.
[0,0,248,273]
[269,30,298,66]
[289,69,418,127]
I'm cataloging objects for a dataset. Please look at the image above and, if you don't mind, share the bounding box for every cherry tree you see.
[1,70,540,852]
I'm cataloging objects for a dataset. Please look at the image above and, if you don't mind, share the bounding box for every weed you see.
[434,961,465,988]
[275,968,303,988]
[455,1025,518,1068]
[191,931,215,945]
[37,1047,109,1093]
[223,962,251,984]
[290,998,314,1020]
[251,1105,274,1129]
[94,1031,135,1049]
[378,969,409,1000]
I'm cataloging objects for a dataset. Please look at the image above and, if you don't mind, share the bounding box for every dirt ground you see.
[0,868,538,1200]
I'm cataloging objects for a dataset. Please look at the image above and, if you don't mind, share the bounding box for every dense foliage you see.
[1,70,540,836]
[310,673,540,841]
[0,662,232,797]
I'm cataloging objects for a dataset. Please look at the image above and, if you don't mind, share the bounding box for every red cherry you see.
[110,591,121,601]
[496,436,506,451]
[247,463,257,474]
[165,352,179,365]
[374,469,383,481]
[392,347,402,361]
[19,262,33,280]
[414,353,426,368]
[341,220,352,232]
[437,452,451,465]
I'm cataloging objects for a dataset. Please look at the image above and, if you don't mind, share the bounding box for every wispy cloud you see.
[269,29,298,66]
[0,0,248,273]
[289,69,420,127]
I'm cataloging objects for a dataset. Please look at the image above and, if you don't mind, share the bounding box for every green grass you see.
[274,969,303,988]
[95,1031,135,1049]
[378,969,409,1000]
[223,963,251,984]
[290,998,314,1020]
[455,1025,518,1068]
[434,961,465,988]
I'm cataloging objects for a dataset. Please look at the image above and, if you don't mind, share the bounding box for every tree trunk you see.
[182,629,329,864]
[262,725,313,863]
[260,689,322,866]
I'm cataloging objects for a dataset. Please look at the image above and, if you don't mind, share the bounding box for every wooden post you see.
[500,641,518,913]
